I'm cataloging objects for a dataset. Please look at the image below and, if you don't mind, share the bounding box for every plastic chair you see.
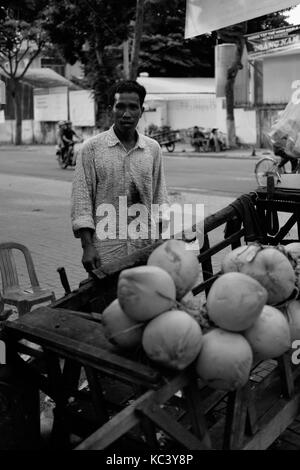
[0,290,13,321]
[0,242,55,316]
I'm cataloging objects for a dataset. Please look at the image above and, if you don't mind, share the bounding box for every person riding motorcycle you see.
[61,120,82,164]
[56,121,65,157]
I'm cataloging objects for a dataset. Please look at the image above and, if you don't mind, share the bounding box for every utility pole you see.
[129,0,145,80]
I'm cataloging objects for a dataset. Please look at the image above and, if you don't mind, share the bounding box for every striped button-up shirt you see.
[71,126,169,264]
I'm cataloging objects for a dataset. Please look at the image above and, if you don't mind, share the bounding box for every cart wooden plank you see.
[75,373,189,450]
[243,393,300,450]
[3,307,161,386]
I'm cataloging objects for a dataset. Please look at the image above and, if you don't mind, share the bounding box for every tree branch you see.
[18,43,44,79]
[7,49,14,76]
[94,33,104,67]
[16,41,30,67]
[0,62,9,77]
[13,47,21,76]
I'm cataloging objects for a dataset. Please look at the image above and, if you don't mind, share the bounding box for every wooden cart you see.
[150,129,181,153]
[2,190,300,450]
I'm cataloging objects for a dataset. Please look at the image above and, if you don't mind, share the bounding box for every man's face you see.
[112,92,143,133]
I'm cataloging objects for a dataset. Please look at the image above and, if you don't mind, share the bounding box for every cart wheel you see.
[254,157,279,186]
[166,142,175,153]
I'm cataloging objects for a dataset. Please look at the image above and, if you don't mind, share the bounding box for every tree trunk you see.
[11,79,22,145]
[95,33,104,67]
[129,0,144,80]
[123,41,130,79]
[225,71,236,148]
[225,38,245,148]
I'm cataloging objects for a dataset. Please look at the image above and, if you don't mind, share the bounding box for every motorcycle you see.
[56,140,84,169]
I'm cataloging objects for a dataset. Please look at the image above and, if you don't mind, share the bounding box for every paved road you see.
[0,145,258,196]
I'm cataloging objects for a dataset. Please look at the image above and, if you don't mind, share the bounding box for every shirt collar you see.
[107,125,146,149]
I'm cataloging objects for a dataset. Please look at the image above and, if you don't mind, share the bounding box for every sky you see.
[286,3,300,24]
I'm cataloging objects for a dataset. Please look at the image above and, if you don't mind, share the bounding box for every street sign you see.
[246,24,300,58]
[185,0,300,39]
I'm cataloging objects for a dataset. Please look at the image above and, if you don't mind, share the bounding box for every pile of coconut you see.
[101,239,300,392]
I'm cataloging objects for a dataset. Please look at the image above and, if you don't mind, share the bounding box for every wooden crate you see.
[2,192,300,450]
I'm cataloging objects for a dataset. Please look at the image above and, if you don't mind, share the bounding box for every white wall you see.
[263,53,300,104]
[138,102,168,133]
[0,120,97,144]
[216,98,257,144]
[138,96,217,133]
[167,95,217,129]
[0,120,35,144]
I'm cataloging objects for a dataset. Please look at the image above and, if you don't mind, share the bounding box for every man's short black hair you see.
[108,80,146,107]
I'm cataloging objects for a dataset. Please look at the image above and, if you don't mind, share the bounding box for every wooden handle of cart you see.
[57,266,71,295]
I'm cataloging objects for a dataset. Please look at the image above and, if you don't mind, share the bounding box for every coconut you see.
[222,245,296,305]
[142,309,203,370]
[285,242,300,261]
[244,305,291,360]
[117,265,176,322]
[147,239,199,300]
[102,299,143,349]
[285,300,300,342]
[195,328,253,391]
[206,272,267,331]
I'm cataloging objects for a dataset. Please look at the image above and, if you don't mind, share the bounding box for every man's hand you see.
[82,244,101,272]
[79,229,101,272]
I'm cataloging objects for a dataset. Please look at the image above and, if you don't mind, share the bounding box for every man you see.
[209,128,221,152]
[274,140,298,173]
[61,120,81,163]
[191,126,205,152]
[71,80,169,272]
[55,121,65,157]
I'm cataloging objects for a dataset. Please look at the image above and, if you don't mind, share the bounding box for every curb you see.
[162,151,262,161]
[0,144,268,161]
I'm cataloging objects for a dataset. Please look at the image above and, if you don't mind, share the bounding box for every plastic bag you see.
[268,85,300,159]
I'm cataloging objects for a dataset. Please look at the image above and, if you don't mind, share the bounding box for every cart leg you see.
[140,415,159,449]
[278,353,294,399]
[223,385,250,450]
[43,351,71,449]
[133,384,159,448]
[184,378,212,449]
[297,207,300,240]
[0,364,41,449]
[136,401,210,450]
[84,366,109,425]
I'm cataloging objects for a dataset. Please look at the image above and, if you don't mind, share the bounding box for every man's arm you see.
[72,129,82,141]
[152,143,170,237]
[62,134,73,145]
[152,143,169,205]
[71,141,101,271]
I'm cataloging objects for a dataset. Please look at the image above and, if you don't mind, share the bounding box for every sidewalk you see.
[162,141,270,160]
[0,142,271,161]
